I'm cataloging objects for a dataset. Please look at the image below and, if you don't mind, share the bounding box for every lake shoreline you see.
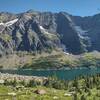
[0,66,99,71]
[0,67,100,80]
[0,72,47,82]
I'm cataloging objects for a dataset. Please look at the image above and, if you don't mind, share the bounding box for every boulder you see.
[34,89,46,95]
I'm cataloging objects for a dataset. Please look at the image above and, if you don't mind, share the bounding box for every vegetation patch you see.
[0,74,99,100]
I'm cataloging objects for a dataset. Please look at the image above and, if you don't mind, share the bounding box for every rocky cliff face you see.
[0,10,100,55]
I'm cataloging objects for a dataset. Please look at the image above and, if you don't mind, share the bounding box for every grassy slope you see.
[0,51,100,69]
[0,85,99,100]
[0,85,72,100]
[0,51,75,69]
[0,76,100,100]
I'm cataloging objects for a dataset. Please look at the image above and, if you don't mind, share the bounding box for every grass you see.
[0,33,12,42]
[0,74,99,100]
[0,85,99,100]
[0,85,72,100]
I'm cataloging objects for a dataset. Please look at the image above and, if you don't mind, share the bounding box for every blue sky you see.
[0,0,100,16]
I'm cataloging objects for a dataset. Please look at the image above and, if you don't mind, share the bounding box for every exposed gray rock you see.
[0,10,100,55]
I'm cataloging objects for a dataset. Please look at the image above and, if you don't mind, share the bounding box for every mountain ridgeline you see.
[0,10,100,55]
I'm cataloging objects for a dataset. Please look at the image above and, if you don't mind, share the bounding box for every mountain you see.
[0,10,100,55]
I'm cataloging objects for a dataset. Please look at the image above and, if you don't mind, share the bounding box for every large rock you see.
[34,89,46,95]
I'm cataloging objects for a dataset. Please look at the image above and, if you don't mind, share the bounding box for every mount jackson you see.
[0,10,100,55]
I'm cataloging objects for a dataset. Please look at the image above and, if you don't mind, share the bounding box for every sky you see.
[0,0,100,16]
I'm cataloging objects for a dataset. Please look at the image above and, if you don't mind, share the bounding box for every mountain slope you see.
[0,10,100,55]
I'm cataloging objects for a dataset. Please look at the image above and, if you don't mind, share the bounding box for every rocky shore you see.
[0,72,47,83]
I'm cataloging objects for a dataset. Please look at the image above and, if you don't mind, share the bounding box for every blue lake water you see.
[0,67,100,80]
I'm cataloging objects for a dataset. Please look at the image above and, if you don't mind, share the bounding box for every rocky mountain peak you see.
[0,10,100,55]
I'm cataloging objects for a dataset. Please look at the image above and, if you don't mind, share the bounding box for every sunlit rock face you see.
[0,10,100,55]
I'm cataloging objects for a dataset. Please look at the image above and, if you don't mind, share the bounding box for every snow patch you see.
[5,19,18,26]
[39,25,51,35]
[0,19,18,27]
[39,25,46,31]
[0,23,4,26]
[63,52,69,55]
[39,25,58,39]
